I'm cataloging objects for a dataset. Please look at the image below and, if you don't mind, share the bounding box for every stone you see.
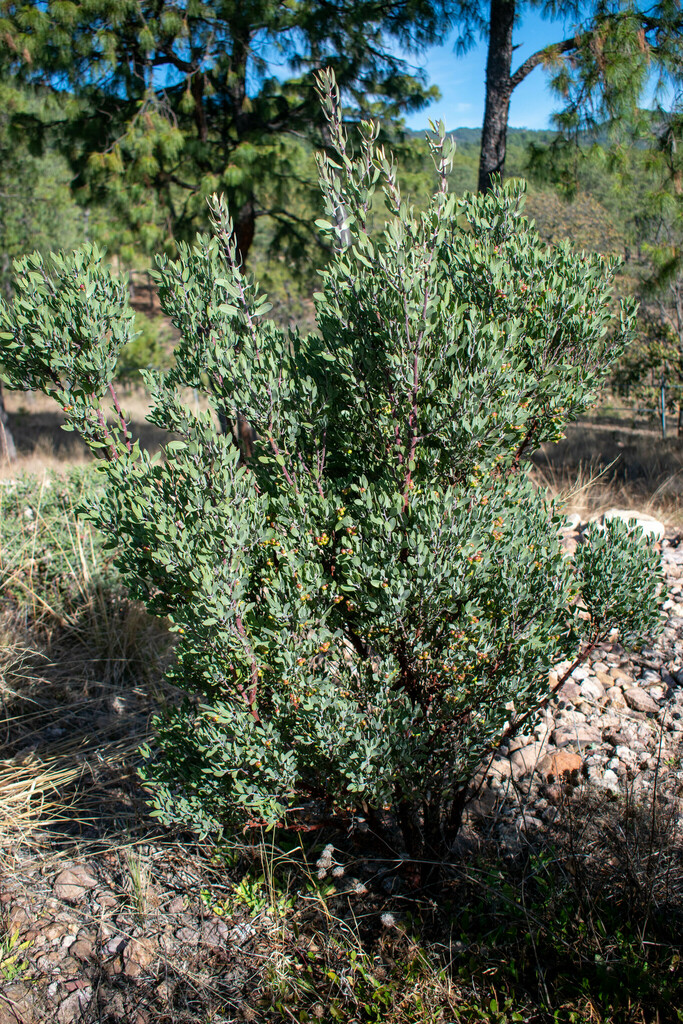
[510,741,547,775]
[616,745,637,765]
[605,687,626,708]
[552,724,602,747]
[228,921,254,947]
[123,937,156,978]
[537,750,583,784]
[604,729,635,747]
[600,509,666,542]
[201,917,230,949]
[0,984,37,1024]
[103,934,127,956]
[556,681,582,704]
[54,865,98,904]
[508,734,533,754]
[580,677,605,702]
[487,757,512,782]
[598,768,621,794]
[57,988,93,1024]
[42,922,68,942]
[94,894,118,910]
[70,939,94,961]
[624,687,659,714]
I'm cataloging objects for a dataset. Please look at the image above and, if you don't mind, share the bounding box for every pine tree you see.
[0,0,442,261]
[441,1,683,193]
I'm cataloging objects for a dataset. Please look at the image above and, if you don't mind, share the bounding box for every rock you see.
[624,687,659,713]
[123,937,156,978]
[54,865,98,904]
[70,939,94,961]
[552,724,602,747]
[537,750,583,784]
[487,757,512,782]
[228,921,254,947]
[616,745,637,765]
[103,934,127,956]
[94,894,118,910]
[605,687,626,709]
[556,681,582,704]
[200,917,230,949]
[597,768,621,795]
[580,677,605,702]
[0,984,37,1024]
[604,729,635,748]
[42,922,68,943]
[57,987,93,1024]
[510,741,547,775]
[155,980,176,1003]
[508,734,533,754]
[600,509,665,542]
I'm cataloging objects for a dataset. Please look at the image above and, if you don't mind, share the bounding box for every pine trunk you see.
[0,383,17,463]
[478,0,515,194]
[234,196,256,266]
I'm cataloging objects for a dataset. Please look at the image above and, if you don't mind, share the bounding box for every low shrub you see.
[0,71,663,862]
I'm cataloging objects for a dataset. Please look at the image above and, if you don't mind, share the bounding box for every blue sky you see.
[401,9,575,131]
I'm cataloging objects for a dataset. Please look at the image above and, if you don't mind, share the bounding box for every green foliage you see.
[0,72,663,860]
[0,82,85,298]
[0,926,31,983]
[116,311,175,386]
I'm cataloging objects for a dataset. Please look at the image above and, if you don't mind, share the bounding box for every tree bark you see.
[478,0,515,194]
[0,383,17,463]
[234,196,255,266]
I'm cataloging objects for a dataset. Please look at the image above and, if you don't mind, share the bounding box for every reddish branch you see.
[108,383,133,453]
[235,612,260,723]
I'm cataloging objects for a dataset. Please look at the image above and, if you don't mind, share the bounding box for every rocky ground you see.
[1,513,682,1024]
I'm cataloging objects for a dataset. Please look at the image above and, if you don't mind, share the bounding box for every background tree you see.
[440,1,683,193]
[0,80,85,462]
[0,0,441,264]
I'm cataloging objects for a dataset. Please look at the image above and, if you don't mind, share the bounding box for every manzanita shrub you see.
[0,72,663,861]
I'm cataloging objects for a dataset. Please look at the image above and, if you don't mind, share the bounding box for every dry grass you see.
[532,418,683,526]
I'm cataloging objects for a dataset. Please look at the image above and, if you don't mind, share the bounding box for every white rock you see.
[580,677,605,702]
[600,769,621,794]
[600,509,665,542]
